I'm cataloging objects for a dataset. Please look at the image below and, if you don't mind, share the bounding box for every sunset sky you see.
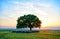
[0,0,60,28]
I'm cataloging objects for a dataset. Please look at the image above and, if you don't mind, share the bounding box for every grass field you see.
[0,30,60,39]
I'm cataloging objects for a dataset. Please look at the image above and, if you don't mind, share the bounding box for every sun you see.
[41,23,47,27]
[39,16,47,28]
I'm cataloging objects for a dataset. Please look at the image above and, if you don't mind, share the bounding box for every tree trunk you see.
[30,27,32,31]
[39,25,41,29]
[39,26,40,29]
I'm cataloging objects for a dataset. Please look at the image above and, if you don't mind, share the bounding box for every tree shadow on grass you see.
[12,31,40,33]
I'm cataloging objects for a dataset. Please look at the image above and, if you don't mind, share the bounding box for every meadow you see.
[0,30,60,39]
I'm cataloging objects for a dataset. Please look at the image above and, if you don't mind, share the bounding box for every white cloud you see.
[5,2,48,18]
[1,1,56,26]
[40,3,52,8]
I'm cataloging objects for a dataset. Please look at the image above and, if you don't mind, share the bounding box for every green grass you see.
[0,30,60,39]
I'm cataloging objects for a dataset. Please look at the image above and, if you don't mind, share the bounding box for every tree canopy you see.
[16,14,42,31]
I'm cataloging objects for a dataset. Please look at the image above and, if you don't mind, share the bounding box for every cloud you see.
[1,0,59,26]
[1,2,48,18]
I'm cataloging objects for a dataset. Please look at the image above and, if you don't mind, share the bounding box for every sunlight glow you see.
[0,0,60,28]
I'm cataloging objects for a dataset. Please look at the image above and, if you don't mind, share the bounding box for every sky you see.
[0,0,60,28]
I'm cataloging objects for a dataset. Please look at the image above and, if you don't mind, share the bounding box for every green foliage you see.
[16,14,41,30]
